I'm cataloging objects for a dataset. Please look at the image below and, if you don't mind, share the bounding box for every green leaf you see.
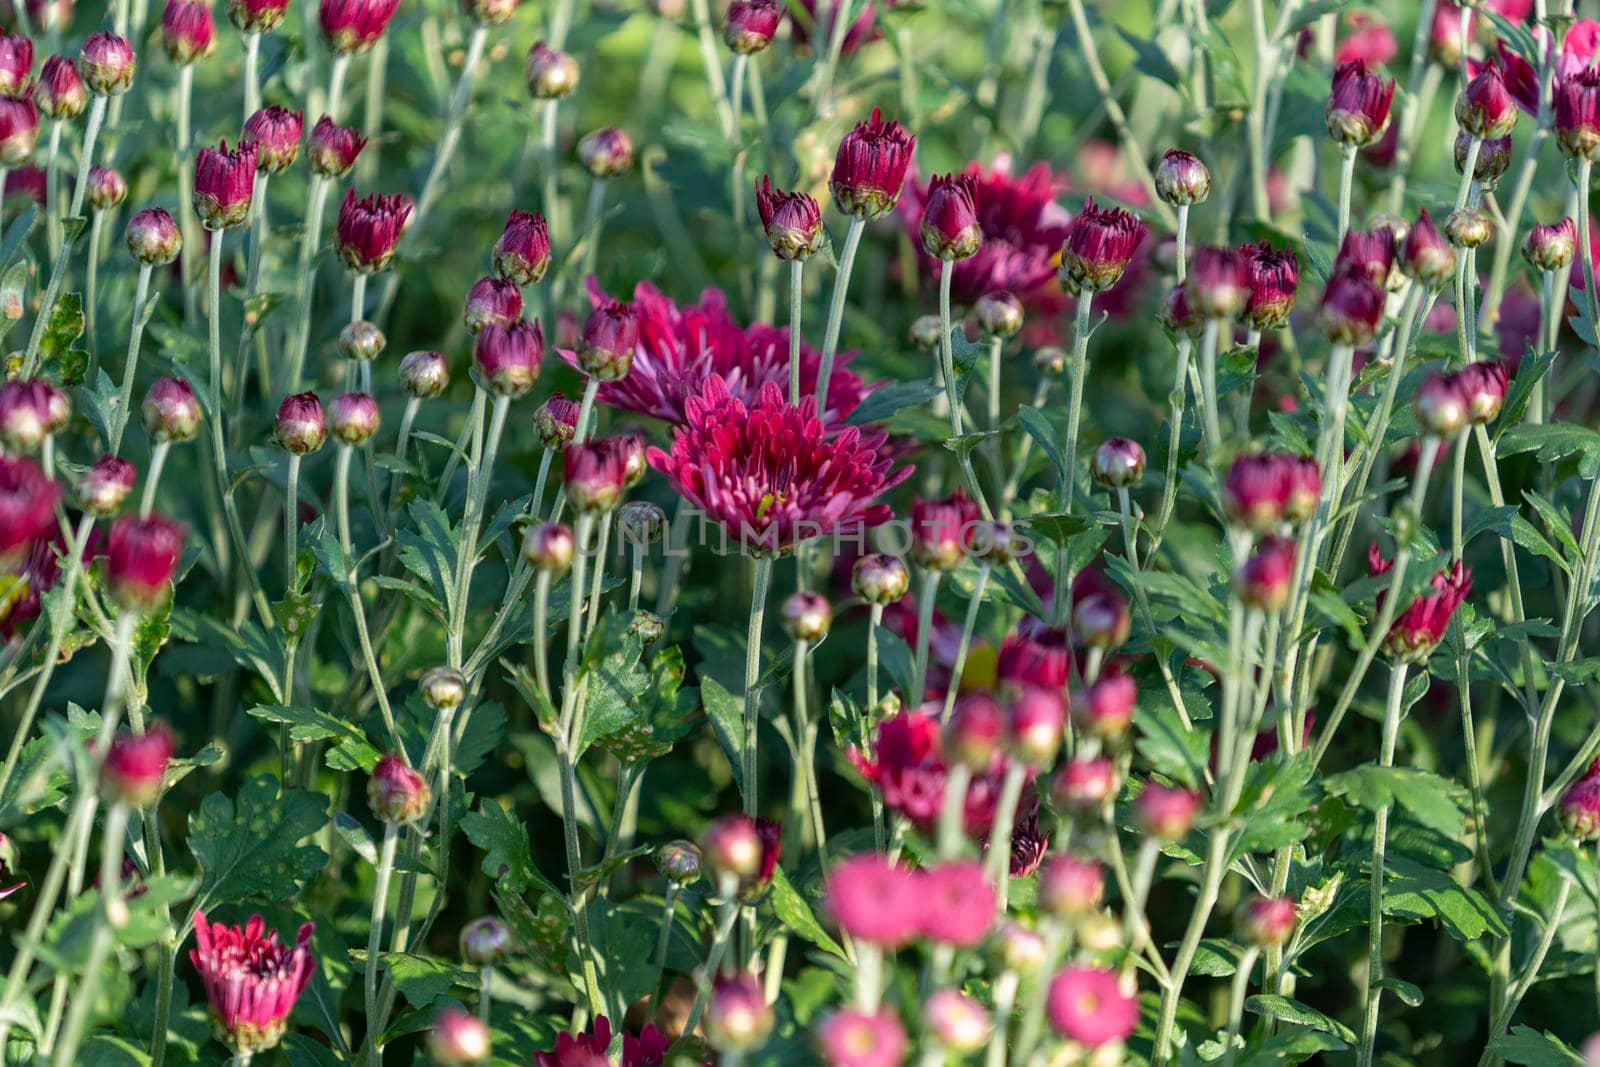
[188,775,328,914]
[872,623,916,702]
[1383,855,1509,942]
[1134,702,1209,791]
[1021,512,1093,545]
[1324,766,1467,837]
[845,379,943,425]
[395,499,459,613]
[594,646,703,763]
[769,865,847,960]
[1487,1026,1587,1065]
[495,885,570,964]
[1114,25,1184,89]
[460,798,560,898]
[245,704,380,772]
[1462,505,1570,575]
[1244,994,1357,1042]
[1231,753,1319,858]
[1498,423,1600,478]
[703,674,746,797]
[1375,976,1423,1007]
[0,207,38,274]
[333,811,378,866]
[37,292,88,385]
[1015,407,1064,475]
[377,952,466,1007]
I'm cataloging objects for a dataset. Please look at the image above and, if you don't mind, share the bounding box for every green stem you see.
[788,260,804,404]
[742,556,774,817]
[1220,947,1262,1067]
[51,802,129,1067]
[364,822,399,1065]
[285,453,301,593]
[682,894,742,1034]
[243,31,260,121]
[911,569,940,703]
[815,216,866,415]
[286,174,333,391]
[336,444,399,743]
[940,563,990,722]
[1358,660,1409,1067]
[1052,295,1094,623]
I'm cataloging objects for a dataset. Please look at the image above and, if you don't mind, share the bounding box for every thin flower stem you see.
[788,260,804,404]
[816,216,866,414]
[45,120,62,257]
[85,211,104,371]
[1336,143,1358,244]
[650,882,679,999]
[286,174,333,391]
[1450,433,1466,560]
[1384,0,1440,211]
[243,31,261,121]
[688,0,735,137]
[742,556,774,817]
[983,970,1020,1067]
[682,893,741,1034]
[477,964,493,1023]
[1197,318,1225,456]
[337,443,399,743]
[364,822,400,1065]
[51,802,130,1067]
[985,763,1027,906]
[533,569,553,702]
[540,99,563,244]
[585,513,612,639]
[1358,660,1409,1067]
[911,569,940,703]
[867,600,885,850]
[1175,203,1189,283]
[449,392,510,665]
[140,442,170,518]
[940,563,990,723]
[1480,874,1574,1058]
[986,336,1003,430]
[1220,946,1262,1067]
[936,764,972,859]
[176,67,197,317]
[1053,294,1094,623]
[1152,337,1193,542]
[285,453,301,594]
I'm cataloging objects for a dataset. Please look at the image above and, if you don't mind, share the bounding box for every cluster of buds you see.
[1222,451,1321,534]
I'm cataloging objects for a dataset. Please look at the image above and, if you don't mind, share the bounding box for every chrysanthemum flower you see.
[336,189,412,274]
[319,0,401,54]
[534,1015,671,1067]
[1369,548,1472,661]
[816,1008,908,1067]
[919,860,996,946]
[189,912,317,1054]
[847,710,1007,835]
[1046,966,1138,1047]
[825,854,922,946]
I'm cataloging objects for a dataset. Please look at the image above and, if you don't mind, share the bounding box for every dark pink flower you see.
[101,725,174,806]
[1153,147,1211,206]
[831,106,916,220]
[1236,535,1298,611]
[308,115,365,177]
[0,456,59,566]
[368,752,430,824]
[228,0,291,32]
[79,455,135,516]
[997,620,1071,689]
[161,0,216,64]
[336,189,412,273]
[648,376,908,554]
[0,30,34,98]
[189,912,317,1054]
[825,854,922,946]
[34,54,85,118]
[919,860,996,946]
[78,31,136,95]
[1075,668,1136,740]
[578,300,639,381]
[1555,66,1600,159]
[1060,196,1145,294]
[0,377,58,452]
[1039,854,1104,917]
[901,159,1072,328]
[1333,225,1397,287]
[1326,60,1395,147]
[1335,12,1396,65]
[1007,801,1048,877]
[1401,207,1455,289]
[535,1017,673,1067]
[534,395,580,449]
[1047,966,1138,1046]
[1525,216,1576,272]
[493,208,551,285]
[193,140,257,229]
[576,126,633,178]
[106,514,183,609]
[1457,63,1518,138]
[243,105,302,173]
[1222,451,1314,532]
[1457,360,1509,424]
[319,0,401,53]
[816,1009,907,1067]
[1369,548,1472,660]
[0,92,39,166]
[1242,240,1299,331]
[1052,755,1121,812]
[275,392,327,455]
[723,0,782,54]
[1558,777,1600,840]
[910,489,980,572]
[463,275,523,334]
[572,279,870,425]
[848,710,1006,835]
[919,172,982,261]
[1239,895,1297,947]
[1319,272,1385,346]
[755,175,824,260]
[1485,22,1600,116]
[1186,244,1251,319]
[472,318,543,397]
[86,165,127,210]
[562,439,629,513]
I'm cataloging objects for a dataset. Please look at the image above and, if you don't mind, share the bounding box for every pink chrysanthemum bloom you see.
[571,279,871,426]
[825,854,922,946]
[816,1008,908,1067]
[0,455,60,565]
[493,208,552,285]
[1485,21,1600,116]
[1556,66,1600,159]
[755,175,824,260]
[336,189,412,274]
[1059,196,1146,294]
[1334,12,1396,65]
[193,139,257,229]
[910,489,980,572]
[902,159,1072,326]
[106,514,184,610]
[534,1015,672,1067]
[1456,62,1518,139]
[919,860,996,946]
[1326,60,1396,147]
[1046,966,1139,1046]
[1008,801,1048,877]
[189,912,317,1054]
[319,0,402,53]
[161,0,216,65]
[848,710,1006,835]
[0,31,34,98]
[244,105,302,173]
[831,106,916,220]
[647,376,909,556]
[1369,548,1472,661]
[1241,240,1299,331]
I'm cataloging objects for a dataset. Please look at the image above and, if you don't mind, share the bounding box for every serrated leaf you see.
[245,705,380,772]
[1015,406,1064,475]
[769,865,847,959]
[460,798,560,899]
[333,811,378,866]
[188,775,328,914]
[377,952,465,1007]
[1487,1026,1586,1065]
[1323,766,1467,837]
[1383,855,1508,941]
[1244,994,1357,1042]
[1135,701,1209,791]
[846,379,943,425]
[1498,423,1600,478]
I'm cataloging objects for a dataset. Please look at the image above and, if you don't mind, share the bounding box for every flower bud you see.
[1053,756,1120,813]
[1038,855,1104,918]
[1154,148,1211,206]
[243,105,303,173]
[781,591,832,642]
[1072,591,1129,650]
[1456,65,1518,140]
[1444,207,1492,249]
[1457,360,1508,425]
[1187,245,1252,320]
[534,395,580,450]
[702,814,763,884]
[1235,535,1297,612]
[1326,60,1395,147]
[562,441,627,513]
[458,917,510,965]
[229,0,291,34]
[1073,669,1136,741]
[1558,778,1600,840]
[463,276,523,335]
[1414,370,1470,438]
[1456,131,1511,186]
[830,107,915,220]
[101,726,174,807]
[161,0,216,65]
[578,301,638,380]
[618,501,666,549]
[1242,241,1300,331]
[1134,781,1200,840]
[525,41,578,100]
[275,391,327,454]
[0,32,33,98]
[723,0,781,54]
[656,839,702,884]
[79,32,137,96]
[924,989,989,1054]
[1091,437,1145,488]
[1557,68,1600,160]
[630,610,665,644]
[996,922,1047,973]
[974,291,1023,338]
[79,455,135,516]
[852,553,909,604]
[330,391,381,445]
[1076,912,1122,957]
[86,165,127,211]
[320,0,402,54]
[399,350,449,399]
[308,116,366,177]
[919,172,982,261]
[521,521,575,573]
[336,189,412,273]
[1009,686,1065,766]
[143,377,202,443]
[1524,218,1576,273]
[420,666,467,712]
[193,140,258,229]
[427,1008,490,1066]
[969,519,1024,564]
[945,693,1004,770]
[1318,272,1384,346]
[473,319,544,397]
[493,209,551,286]
[0,95,38,166]
[1238,895,1296,948]
[706,974,773,1052]
[461,0,516,26]
[368,753,430,825]
[0,378,55,452]
[1401,207,1455,289]
[338,319,386,363]
[908,314,942,351]
[1033,345,1066,377]
[107,514,184,609]
[576,127,633,178]
[1060,197,1145,294]
[126,207,182,265]
[34,54,86,119]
